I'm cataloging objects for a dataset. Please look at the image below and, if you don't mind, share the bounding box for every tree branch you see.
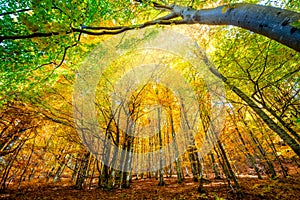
[0,18,187,42]
[0,8,32,16]
[0,32,62,41]
[1,3,299,51]
[73,19,186,35]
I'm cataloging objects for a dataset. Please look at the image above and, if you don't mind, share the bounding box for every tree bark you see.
[173,3,300,51]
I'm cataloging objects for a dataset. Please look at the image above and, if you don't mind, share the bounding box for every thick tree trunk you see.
[174,3,300,51]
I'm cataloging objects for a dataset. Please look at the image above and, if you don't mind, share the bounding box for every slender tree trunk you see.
[169,109,183,183]
[148,139,153,179]
[99,131,112,189]
[157,108,165,186]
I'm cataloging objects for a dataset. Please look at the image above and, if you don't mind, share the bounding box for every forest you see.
[0,0,300,199]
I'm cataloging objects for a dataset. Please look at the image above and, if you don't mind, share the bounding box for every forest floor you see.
[1,174,300,200]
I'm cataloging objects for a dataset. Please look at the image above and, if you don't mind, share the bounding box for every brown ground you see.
[1,175,300,200]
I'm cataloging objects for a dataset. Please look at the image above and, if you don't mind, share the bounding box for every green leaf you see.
[290,20,300,29]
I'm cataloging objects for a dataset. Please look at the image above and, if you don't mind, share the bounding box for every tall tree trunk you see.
[98,131,113,189]
[169,109,183,183]
[157,108,165,186]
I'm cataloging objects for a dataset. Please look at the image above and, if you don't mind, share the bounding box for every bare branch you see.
[0,32,63,41]
[0,8,32,16]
